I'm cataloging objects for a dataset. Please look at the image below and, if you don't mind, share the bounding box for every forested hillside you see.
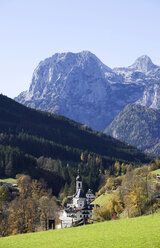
[105,103,160,156]
[0,94,151,196]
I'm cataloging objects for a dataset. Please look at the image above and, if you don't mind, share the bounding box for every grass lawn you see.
[0,178,17,184]
[151,169,160,175]
[1,213,160,248]
[91,192,114,207]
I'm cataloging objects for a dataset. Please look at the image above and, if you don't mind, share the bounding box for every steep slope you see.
[104,103,160,156]
[15,51,160,131]
[1,213,160,248]
[137,83,160,109]
[0,94,150,195]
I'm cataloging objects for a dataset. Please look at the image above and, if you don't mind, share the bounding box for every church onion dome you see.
[76,175,82,181]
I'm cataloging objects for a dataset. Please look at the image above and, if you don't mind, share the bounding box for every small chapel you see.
[58,172,95,228]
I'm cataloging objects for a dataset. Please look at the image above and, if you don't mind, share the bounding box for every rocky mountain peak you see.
[15,52,160,132]
[27,51,112,99]
[129,55,157,72]
[38,50,112,73]
[15,51,116,131]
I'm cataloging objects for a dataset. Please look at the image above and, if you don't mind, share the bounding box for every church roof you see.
[74,189,85,198]
[86,189,94,194]
[65,204,93,213]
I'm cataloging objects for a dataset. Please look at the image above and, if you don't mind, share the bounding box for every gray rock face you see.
[137,84,160,109]
[15,51,160,131]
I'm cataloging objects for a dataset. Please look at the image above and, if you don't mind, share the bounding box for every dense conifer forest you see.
[0,94,151,196]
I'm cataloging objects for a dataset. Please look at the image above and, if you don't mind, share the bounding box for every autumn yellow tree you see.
[114,161,121,176]
[0,186,9,237]
[39,196,58,230]
[8,196,38,235]
[8,175,58,235]
[118,169,156,217]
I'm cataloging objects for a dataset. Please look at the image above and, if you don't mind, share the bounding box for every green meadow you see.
[0,213,160,248]
[0,178,17,184]
[91,192,114,207]
[151,169,160,175]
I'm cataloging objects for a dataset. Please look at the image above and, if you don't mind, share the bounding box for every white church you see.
[58,173,95,228]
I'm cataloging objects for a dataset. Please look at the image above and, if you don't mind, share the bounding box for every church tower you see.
[76,171,82,192]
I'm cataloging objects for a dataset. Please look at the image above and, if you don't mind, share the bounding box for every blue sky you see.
[0,0,160,98]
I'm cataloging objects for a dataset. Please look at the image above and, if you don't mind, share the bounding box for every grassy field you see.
[151,169,160,175]
[1,213,160,248]
[0,178,17,184]
[91,192,114,207]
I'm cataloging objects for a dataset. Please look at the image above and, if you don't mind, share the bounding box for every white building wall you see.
[58,210,74,229]
[73,197,78,207]
[73,197,86,208]
[76,181,82,191]
[86,193,95,200]
[77,198,86,207]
